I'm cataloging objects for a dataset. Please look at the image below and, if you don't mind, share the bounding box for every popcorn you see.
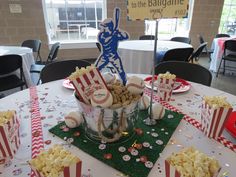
[0,110,20,161]
[68,65,95,80]
[201,96,233,139]
[203,96,232,109]
[156,72,176,101]
[0,110,15,125]
[69,65,108,104]
[158,72,176,80]
[29,145,82,177]
[166,147,220,177]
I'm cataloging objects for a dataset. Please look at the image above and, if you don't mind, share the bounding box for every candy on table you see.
[201,96,233,139]
[29,145,82,177]
[165,147,220,177]
[68,65,108,104]
[0,110,20,161]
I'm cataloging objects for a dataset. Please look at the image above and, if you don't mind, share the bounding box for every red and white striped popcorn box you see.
[71,68,107,104]
[30,160,82,177]
[0,111,20,161]
[156,78,176,101]
[165,160,220,177]
[201,100,233,139]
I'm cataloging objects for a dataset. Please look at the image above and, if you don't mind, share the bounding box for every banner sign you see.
[127,0,189,20]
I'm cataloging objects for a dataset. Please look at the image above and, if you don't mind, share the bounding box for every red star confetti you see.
[135,128,143,135]
[104,153,112,160]
[44,140,52,145]
[140,156,148,163]
[73,131,81,137]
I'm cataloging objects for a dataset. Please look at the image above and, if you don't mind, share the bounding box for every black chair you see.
[198,34,213,61]
[22,39,42,63]
[40,59,90,83]
[215,34,230,38]
[170,37,191,44]
[161,48,194,62]
[139,35,155,40]
[216,40,236,77]
[189,42,208,63]
[30,42,60,84]
[0,55,28,92]
[155,61,212,86]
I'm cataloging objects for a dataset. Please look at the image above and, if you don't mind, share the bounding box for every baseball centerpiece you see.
[68,8,144,143]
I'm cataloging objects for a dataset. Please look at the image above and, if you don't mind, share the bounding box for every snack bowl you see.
[74,93,139,143]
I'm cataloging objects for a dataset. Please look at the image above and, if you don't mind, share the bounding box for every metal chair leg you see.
[216,58,223,77]
[223,59,225,75]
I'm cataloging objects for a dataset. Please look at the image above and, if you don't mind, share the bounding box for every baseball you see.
[91,89,113,108]
[148,103,165,120]
[64,111,83,128]
[102,72,116,84]
[126,76,145,95]
[139,95,150,110]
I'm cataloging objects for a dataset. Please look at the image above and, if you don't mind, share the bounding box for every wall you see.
[189,0,224,49]
[0,0,225,60]
[0,0,145,61]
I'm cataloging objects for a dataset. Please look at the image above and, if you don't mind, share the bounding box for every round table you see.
[0,74,235,177]
[0,46,35,87]
[118,40,192,74]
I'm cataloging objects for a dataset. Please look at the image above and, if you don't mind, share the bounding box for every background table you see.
[118,40,192,74]
[0,74,235,177]
[0,46,35,87]
[210,37,236,74]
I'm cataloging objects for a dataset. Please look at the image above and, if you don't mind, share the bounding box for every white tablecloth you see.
[210,37,236,74]
[0,46,35,87]
[118,40,192,74]
[0,74,235,177]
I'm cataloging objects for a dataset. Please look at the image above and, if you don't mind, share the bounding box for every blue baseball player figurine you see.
[95,8,129,85]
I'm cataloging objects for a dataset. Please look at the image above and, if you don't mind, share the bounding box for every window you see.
[219,0,236,35]
[43,0,106,45]
[145,0,194,40]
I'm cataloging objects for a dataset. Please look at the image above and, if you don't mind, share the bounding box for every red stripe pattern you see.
[144,89,236,152]
[0,112,20,160]
[30,87,44,177]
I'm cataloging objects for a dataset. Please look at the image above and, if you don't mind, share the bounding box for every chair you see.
[189,42,208,63]
[22,39,42,63]
[215,34,230,38]
[216,40,236,77]
[96,42,101,52]
[139,35,155,40]
[0,55,28,92]
[161,48,194,62]
[155,61,212,86]
[198,34,213,61]
[40,59,91,83]
[170,37,191,44]
[30,42,60,84]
